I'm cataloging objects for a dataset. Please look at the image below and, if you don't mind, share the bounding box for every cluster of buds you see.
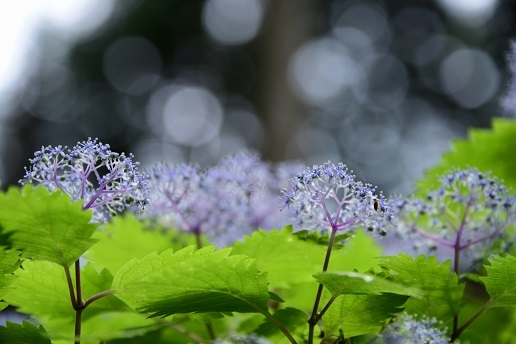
[20,138,150,223]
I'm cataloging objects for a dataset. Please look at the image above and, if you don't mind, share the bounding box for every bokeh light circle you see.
[202,0,265,46]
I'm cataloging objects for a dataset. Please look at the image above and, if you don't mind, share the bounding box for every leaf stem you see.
[451,299,494,342]
[74,308,84,344]
[262,309,297,344]
[83,290,117,308]
[63,264,77,309]
[205,322,217,341]
[314,294,339,324]
[308,226,337,343]
[74,259,84,344]
[75,260,83,306]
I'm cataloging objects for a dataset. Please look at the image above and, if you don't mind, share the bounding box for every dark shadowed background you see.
[1,0,515,194]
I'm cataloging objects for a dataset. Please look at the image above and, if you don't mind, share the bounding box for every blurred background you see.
[0,0,515,194]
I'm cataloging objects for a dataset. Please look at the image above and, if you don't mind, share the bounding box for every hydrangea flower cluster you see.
[281,162,394,236]
[19,138,150,223]
[393,168,515,272]
[378,312,448,344]
[212,333,271,344]
[145,151,303,246]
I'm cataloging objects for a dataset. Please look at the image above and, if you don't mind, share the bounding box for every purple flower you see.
[378,312,448,344]
[281,162,394,236]
[393,169,515,273]
[20,138,150,223]
[145,151,304,246]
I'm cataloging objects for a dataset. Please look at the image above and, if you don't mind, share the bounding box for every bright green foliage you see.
[231,228,326,289]
[86,214,197,274]
[332,229,383,272]
[5,260,73,320]
[0,248,22,311]
[0,321,51,344]
[480,255,516,308]
[316,271,422,341]
[314,271,422,298]
[377,254,464,321]
[231,227,381,289]
[322,293,409,339]
[0,185,97,267]
[254,307,307,339]
[112,246,270,317]
[417,118,516,192]
[5,260,155,342]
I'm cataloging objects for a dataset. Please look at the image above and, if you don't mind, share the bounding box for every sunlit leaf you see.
[322,293,408,339]
[5,260,155,342]
[480,255,516,308]
[231,227,381,289]
[377,254,464,322]
[0,185,97,267]
[314,271,422,298]
[112,246,270,317]
[86,214,197,275]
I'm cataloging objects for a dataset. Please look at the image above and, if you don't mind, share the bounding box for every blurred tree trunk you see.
[253,0,315,161]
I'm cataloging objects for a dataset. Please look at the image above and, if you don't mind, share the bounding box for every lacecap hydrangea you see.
[377,312,448,344]
[145,151,303,247]
[393,168,515,273]
[19,138,150,223]
[281,161,395,236]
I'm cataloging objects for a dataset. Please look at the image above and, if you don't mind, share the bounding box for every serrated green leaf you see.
[377,254,464,321]
[418,118,516,193]
[5,260,155,342]
[86,215,196,275]
[323,293,408,339]
[112,246,270,317]
[314,271,422,298]
[6,261,72,320]
[231,227,381,289]
[0,321,50,344]
[0,185,97,267]
[0,247,22,303]
[480,255,516,308]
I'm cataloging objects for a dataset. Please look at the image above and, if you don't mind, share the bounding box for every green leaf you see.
[417,118,516,193]
[5,260,155,342]
[231,227,381,289]
[0,321,50,344]
[0,185,97,267]
[0,247,22,307]
[314,271,422,298]
[322,293,408,339]
[112,246,270,317]
[480,255,516,308]
[86,215,196,274]
[5,260,72,321]
[377,254,464,321]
